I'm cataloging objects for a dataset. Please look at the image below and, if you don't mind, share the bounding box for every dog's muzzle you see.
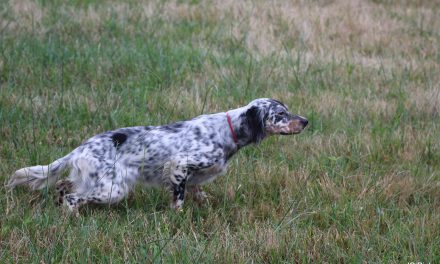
[281,116,308,135]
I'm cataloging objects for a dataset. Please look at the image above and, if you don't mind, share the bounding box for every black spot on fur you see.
[173,179,186,201]
[173,122,184,129]
[160,122,185,133]
[111,133,127,148]
[274,114,285,123]
[194,127,201,138]
[268,99,287,108]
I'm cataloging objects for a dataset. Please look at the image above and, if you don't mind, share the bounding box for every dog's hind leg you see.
[63,193,87,216]
[55,180,73,206]
[60,156,138,215]
[62,180,131,215]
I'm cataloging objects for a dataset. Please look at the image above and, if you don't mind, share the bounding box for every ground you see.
[0,0,439,262]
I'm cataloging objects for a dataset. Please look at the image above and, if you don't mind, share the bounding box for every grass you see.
[1,0,439,262]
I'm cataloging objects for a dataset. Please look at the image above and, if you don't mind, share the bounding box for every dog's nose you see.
[300,119,308,127]
[292,115,308,127]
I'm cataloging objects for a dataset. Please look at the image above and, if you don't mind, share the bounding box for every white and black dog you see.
[8,98,308,213]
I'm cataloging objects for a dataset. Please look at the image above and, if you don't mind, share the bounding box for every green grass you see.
[1,0,439,262]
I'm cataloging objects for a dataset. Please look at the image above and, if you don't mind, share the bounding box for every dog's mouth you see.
[267,125,305,135]
[282,119,308,135]
[280,131,302,135]
[266,116,308,135]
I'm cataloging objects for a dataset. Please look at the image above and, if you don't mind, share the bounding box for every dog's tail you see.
[7,154,71,190]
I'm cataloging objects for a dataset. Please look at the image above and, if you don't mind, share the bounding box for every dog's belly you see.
[139,164,227,187]
[135,153,228,187]
[188,162,228,185]
[138,164,165,187]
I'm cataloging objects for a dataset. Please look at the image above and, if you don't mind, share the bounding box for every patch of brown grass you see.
[408,87,440,116]
[8,0,45,33]
[376,171,416,204]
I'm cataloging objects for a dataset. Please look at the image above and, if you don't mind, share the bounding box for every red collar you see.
[226,112,239,144]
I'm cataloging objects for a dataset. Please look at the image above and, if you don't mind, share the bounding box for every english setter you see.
[8,98,308,213]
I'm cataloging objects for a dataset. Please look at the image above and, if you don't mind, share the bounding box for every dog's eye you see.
[276,112,286,116]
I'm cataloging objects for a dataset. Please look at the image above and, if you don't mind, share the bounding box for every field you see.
[1,0,439,262]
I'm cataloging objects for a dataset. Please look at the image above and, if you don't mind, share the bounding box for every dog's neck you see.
[225,106,267,148]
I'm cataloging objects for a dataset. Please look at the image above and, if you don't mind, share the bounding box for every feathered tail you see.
[8,154,71,190]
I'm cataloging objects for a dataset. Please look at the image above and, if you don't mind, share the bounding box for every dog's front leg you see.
[171,179,186,211]
[163,160,188,211]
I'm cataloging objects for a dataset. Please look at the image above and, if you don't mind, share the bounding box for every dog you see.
[8,98,308,213]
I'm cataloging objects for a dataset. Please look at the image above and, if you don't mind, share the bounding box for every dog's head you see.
[242,98,308,143]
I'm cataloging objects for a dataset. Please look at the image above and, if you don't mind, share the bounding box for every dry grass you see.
[8,0,45,32]
[409,87,440,115]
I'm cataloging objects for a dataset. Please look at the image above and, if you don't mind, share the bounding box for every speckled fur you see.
[8,98,308,213]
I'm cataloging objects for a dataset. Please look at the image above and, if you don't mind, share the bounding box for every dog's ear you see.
[244,106,267,144]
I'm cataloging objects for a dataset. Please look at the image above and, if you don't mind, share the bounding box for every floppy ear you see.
[244,106,267,144]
